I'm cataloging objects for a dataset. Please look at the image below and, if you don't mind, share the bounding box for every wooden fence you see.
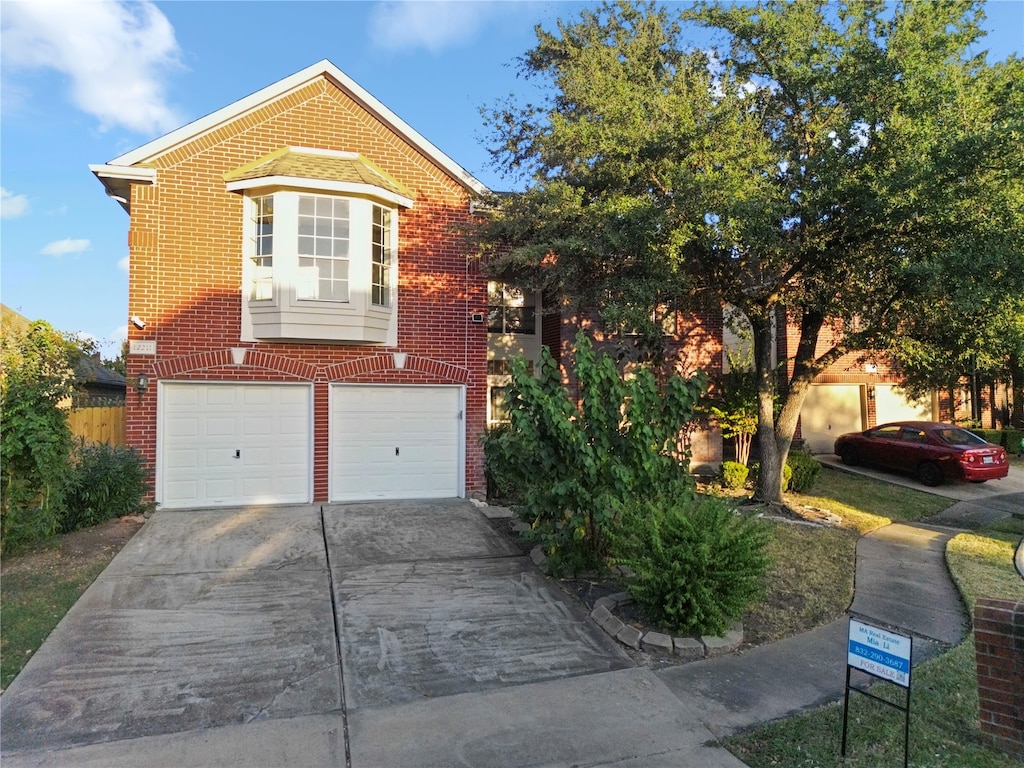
[68,406,126,447]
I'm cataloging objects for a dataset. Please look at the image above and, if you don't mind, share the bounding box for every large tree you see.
[477,0,1024,503]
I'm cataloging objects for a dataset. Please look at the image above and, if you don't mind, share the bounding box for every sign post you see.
[842,617,914,768]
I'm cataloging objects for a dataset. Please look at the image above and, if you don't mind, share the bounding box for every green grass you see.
[789,467,954,534]
[1,555,110,689]
[727,519,1024,767]
[743,522,857,644]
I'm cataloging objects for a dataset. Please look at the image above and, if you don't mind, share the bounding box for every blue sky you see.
[2,1,1022,358]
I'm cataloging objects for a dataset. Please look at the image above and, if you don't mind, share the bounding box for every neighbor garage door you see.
[159,383,312,508]
[875,384,935,424]
[330,385,463,501]
[800,384,865,454]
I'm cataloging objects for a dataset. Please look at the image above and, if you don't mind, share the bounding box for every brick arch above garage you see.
[147,348,468,385]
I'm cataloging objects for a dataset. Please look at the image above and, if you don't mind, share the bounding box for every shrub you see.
[720,461,749,490]
[786,450,822,493]
[613,496,771,636]
[488,333,708,575]
[749,461,792,490]
[1,319,76,553]
[59,441,153,533]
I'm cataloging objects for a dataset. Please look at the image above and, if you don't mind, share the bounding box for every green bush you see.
[720,461,749,490]
[785,450,822,493]
[1,319,76,553]
[613,496,771,636]
[1007,429,1024,455]
[749,461,792,491]
[487,333,708,575]
[482,423,525,504]
[60,441,153,533]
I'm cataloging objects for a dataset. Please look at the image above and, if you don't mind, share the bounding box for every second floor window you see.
[371,205,392,308]
[297,195,350,302]
[488,282,536,334]
[250,195,274,300]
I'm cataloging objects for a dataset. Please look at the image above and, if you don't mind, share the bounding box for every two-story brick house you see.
[92,60,490,508]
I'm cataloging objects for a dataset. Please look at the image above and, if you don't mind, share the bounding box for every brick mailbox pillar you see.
[974,598,1024,758]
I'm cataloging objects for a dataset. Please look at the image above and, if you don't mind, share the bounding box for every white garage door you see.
[875,384,935,424]
[159,383,312,508]
[800,384,865,454]
[330,385,463,501]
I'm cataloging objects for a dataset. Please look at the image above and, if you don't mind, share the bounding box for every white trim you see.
[102,60,489,196]
[88,164,157,183]
[226,176,414,209]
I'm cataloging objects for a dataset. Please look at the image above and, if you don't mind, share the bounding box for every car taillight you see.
[965,454,976,464]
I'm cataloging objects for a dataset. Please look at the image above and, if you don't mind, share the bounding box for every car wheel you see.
[840,446,859,466]
[918,461,944,487]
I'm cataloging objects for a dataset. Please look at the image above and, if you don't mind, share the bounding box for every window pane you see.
[299,196,314,215]
[298,236,314,254]
[316,197,332,216]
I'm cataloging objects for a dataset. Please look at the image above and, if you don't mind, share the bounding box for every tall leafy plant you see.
[1,320,75,551]
[486,332,707,573]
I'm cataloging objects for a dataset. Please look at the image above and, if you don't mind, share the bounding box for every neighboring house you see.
[92,60,490,509]
[71,354,126,406]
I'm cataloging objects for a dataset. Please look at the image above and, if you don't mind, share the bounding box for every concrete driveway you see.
[2,500,745,767]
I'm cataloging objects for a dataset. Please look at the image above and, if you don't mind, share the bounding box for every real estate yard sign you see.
[842,618,914,768]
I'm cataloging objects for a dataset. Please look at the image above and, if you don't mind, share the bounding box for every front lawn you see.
[739,468,954,644]
[727,515,1024,768]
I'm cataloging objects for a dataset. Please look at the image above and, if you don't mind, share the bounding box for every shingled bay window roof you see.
[224,146,415,208]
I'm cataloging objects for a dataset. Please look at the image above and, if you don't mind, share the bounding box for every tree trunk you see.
[751,313,784,503]
[752,307,830,504]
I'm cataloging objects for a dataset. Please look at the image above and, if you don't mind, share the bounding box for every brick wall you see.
[123,75,487,501]
[974,597,1024,758]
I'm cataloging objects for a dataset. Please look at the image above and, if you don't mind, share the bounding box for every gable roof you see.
[90,59,488,212]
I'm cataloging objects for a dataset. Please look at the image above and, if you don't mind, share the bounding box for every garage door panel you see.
[801,385,864,455]
[330,385,462,502]
[160,383,311,509]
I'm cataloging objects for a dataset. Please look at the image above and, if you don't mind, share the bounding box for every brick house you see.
[91,60,490,508]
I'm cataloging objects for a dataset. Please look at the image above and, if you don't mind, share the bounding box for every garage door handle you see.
[395,447,399,456]
[234,450,241,459]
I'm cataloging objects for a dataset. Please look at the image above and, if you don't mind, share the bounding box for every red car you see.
[834,421,1009,487]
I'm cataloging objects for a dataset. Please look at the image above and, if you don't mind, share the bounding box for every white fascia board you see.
[225,176,415,209]
[88,164,157,183]
[103,60,490,197]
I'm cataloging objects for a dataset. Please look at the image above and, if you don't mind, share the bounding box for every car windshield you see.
[934,428,988,446]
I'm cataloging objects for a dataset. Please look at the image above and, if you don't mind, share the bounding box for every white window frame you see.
[239,190,399,345]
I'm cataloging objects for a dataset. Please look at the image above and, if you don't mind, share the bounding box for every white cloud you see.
[1,1,182,134]
[118,255,130,273]
[1,187,30,219]
[369,0,499,53]
[41,238,90,256]
[113,325,129,343]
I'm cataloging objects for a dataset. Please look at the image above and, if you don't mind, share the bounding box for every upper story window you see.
[372,205,392,308]
[227,147,413,344]
[297,195,350,302]
[251,195,274,300]
[488,281,536,334]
